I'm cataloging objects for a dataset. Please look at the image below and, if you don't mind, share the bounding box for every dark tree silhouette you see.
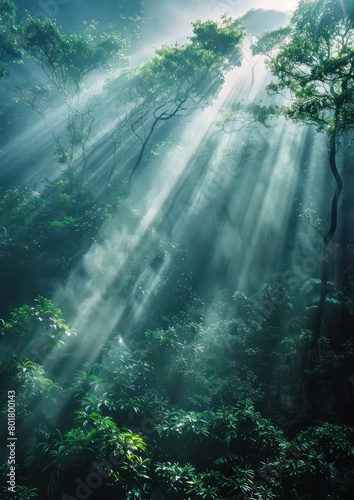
[252,0,354,346]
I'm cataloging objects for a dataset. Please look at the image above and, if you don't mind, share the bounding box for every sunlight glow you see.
[3,0,329,377]
[48,47,305,363]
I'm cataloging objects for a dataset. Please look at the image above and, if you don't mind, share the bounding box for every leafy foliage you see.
[20,17,128,95]
[253,0,354,134]
[119,16,243,106]
[0,0,22,79]
[0,284,354,498]
[2,296,76,353]
[104,16,244,187]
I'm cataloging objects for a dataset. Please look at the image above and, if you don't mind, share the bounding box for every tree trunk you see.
[312,128,342,348]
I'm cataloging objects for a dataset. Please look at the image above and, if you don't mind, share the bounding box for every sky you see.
[251,0,299,10]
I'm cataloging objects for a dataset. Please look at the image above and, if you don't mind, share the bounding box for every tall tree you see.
[104,16,244,191]
[252,0,354,345]
[15,14,129,193]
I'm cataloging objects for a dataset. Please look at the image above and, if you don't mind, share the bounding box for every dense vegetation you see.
[1,0,354,498]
